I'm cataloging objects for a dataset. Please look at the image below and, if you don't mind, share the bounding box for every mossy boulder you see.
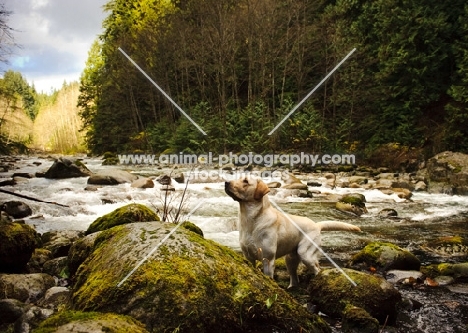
[44,158,92,179]
[32,310,149,333]
[349,242,420,271]
[72,222,330,333]
[309,268,401,325]
[336,193,367,216]
[421,262,468,279]
[0,221,38,272]
[85,204,160,235]
[68,232,101,277]
[341,304,379,333]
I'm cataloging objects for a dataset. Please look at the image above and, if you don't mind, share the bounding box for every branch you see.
[0,188,69,207]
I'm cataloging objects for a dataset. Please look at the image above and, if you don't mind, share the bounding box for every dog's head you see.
[224,176,270,202]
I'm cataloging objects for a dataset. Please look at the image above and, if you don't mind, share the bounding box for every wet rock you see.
[307,180,322,187]
[283,182,308,190]
[324,173,336,188]
[422,262,468,280]
[426,151,468,195]
[309,268,401,325]
[37,286,71,310]
[348,176,368,185]
[43,256,68,278]
[173,172,185,184]
[414,180,427,191]
[68,232,101,277]
[349,242,421,271]
[34,311,149,333]
[385,270,424,284]
[156,174,172,185]
[446,283,468,294]
[0,273,55,302]
[391,187,413,200]
[336,193,367,216]
[44,158,92,179]
[342,304,379,333]
[1,201,32,218]
[27,249,53,273]
[0,221,38,272]
[130,177,154,188]
[434,275,455,286]
[14,305,54,333]
[85,203,160,235]
[281,172,303,185]
[72,222,330,333]
[378,208,398,218]
[87,169,138,185]
[42,230,83,258]
[0,298,29,324]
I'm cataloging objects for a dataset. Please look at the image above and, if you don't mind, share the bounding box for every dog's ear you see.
[254,180,270,200]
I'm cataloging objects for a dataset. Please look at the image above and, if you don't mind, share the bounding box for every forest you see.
[77,0,468,161]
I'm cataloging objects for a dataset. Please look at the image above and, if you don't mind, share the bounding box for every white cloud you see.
[2,0,108,92]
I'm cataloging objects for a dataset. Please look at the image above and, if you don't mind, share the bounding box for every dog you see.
[225,176,361,287]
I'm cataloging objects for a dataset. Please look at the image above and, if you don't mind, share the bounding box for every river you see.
[1,155,468,332]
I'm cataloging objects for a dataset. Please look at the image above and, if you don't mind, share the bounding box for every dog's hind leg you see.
[285,252,301,288]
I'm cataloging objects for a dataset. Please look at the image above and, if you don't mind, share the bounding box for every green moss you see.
[73,222,330,333]
[85,204,160,235]
[102,157,120,165]
[32,310,148,333]
[180,221,204,237]
[103,152,117,159]
[342,304,379,333]
[339,194,366,208]
[350,241,420,271]
[309,268,401,325]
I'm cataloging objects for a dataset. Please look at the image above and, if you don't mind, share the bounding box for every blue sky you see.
[2,0,108,93]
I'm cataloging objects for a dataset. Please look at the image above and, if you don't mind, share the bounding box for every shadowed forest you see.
[2,0,468,165]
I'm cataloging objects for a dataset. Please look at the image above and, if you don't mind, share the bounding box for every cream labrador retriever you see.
[225,176,361,288]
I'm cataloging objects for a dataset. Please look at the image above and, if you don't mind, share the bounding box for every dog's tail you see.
[317,221,361,232]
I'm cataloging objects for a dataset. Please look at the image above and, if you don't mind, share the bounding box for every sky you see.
[2,0,108,94]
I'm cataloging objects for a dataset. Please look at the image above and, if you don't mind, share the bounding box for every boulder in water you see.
[44,158,92,179]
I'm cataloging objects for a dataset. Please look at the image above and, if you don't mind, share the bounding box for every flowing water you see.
[1,156,468,332]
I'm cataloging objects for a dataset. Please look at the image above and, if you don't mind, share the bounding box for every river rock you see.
[14,305,54,333]
[0,298,29,324]
[385,270,424,284]
[414,180,427,191]
[309,268,402,325]
[378,208,398,218]
[422,262,468,279]
[87,169,138,185]
[27,249,54,273]
[37,286,71,310]
[42,230,83,258]
[34,311,149,333]
[422,235,468,256]
[283,182,308,190]
[43,256,68,278]
[1,201,32,218]
[85,203,160,235]
[72,222,330,333]
[44,158,92,179]
[68,232,101,277]
[342,304,379,333]
[0,273,55,303]
[0,221,38,272]
[349,242,421,271]
[425,151,468,195]
[130,177,154,188]
[349,176,368,185]
[336,193,367,216]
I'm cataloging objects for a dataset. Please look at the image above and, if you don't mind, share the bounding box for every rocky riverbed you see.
[0,152,468,332]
